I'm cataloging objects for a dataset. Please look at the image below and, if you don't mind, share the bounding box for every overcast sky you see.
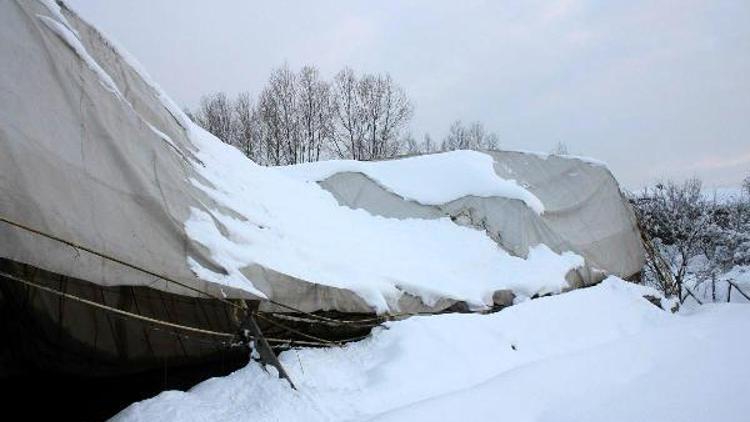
[66,0,749,189]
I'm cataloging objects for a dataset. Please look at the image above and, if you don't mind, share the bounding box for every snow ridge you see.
[281,150,546,214]
[184,128,583,312]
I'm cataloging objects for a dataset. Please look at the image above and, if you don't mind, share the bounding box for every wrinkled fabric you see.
[319,151,645,284]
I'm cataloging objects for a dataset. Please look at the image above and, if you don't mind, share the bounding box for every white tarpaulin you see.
[0,0,643,315]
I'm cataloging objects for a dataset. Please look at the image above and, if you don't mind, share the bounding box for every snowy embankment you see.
[113,278,750,422]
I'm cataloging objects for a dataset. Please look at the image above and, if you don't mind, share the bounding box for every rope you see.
[255,312,369,346]
[0,214,495,328]
[0,214,377,329]
[0,215,242,310]
[0,269,334,348]
[268,312,388,326]
[262,299,382,328]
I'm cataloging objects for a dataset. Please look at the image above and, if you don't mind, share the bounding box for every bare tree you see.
[363,74,413,159]
[402,132,419,155]
[467,121,499,150]
[191,65,414,164]
[331,67,365,160]
[633,179,711,299]
[297,66,333,163]
[194,92,235,146]
[441,120,467,151]
[233,92,263,162]
[552,141,569,155]
[422,133,435,154]
[442,120,499,151]
[257,64,300,165]
[331,68,413,160]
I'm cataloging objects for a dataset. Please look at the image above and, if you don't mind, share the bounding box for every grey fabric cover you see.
[0,1,248,299]
[0,258,242,375]
[318,152,645,284]
[0,1,644,315]
[0,1,486,313]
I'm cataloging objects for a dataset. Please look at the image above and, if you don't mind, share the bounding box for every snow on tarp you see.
[185,127,583,312]
[1,0,584,313]
[281,150,546,214]
[37,0,582,311]
[37,14,121,96]
[288,149,646,284]
[67,7,583,310]
[112,278,750,422]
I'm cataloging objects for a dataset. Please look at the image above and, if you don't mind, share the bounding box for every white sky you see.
[66,0,750,189]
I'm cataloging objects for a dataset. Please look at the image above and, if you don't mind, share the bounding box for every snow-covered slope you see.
[113,278,750,422]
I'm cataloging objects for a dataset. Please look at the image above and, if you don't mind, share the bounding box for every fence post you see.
[711,274,716,302]
[727,283,732,303]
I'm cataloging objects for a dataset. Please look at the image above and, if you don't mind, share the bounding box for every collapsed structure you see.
[281,150,645,287]
[0,0,644,388]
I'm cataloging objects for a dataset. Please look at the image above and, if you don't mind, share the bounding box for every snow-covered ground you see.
[38,6,748,421]
[113,278,750,422]
[686,264,750,305]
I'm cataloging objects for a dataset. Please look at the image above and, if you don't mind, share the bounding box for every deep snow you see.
[113,278,750,422]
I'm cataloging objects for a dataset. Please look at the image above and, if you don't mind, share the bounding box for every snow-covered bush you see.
[631,177,750,302]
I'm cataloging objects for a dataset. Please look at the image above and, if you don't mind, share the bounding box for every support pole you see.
[241,302,296,389]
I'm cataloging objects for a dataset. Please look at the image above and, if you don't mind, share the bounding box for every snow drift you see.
[113,278,750,422]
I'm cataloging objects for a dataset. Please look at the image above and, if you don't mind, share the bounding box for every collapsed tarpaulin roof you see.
[281,150,645,283]
[0,0,251,299]
[0,0,643,315]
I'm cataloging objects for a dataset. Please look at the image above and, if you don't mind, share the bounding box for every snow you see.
[37,15,121,96]
[185,127,583,312]
[687,264,750,305]
[280,150,546,214]
[112,278,750,422]
[36,8,183,154]
[38,0,79,37]
[724,264,750,286]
